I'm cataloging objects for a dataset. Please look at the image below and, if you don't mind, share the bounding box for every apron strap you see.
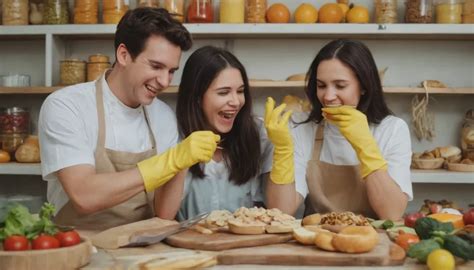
[313,121,325,160]
[95,74,107,150]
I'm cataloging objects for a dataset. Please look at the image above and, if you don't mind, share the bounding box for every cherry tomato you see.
[32,235,60,250]
[3,235,29,251]
[463,208,474,225]
[404,212,425,228]
[396,232,420,252]
[55,230,81,247]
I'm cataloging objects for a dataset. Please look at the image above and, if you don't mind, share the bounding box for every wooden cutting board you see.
[166,230,293,251]
[218,233,402,266]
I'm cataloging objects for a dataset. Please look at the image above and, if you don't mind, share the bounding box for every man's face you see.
[122,35,182,107]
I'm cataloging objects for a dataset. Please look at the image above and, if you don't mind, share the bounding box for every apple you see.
[463,208,474,225]
[404,212,426,228]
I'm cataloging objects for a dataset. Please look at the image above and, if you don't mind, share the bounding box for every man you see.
[39,8,220,230]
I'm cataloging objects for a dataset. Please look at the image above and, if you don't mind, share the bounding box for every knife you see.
[121,212,209,248]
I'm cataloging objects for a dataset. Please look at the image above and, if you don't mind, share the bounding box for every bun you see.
[293,227,316,245]
[332,226,379,253]
[302,213,321,226]
[314,231,337,251]
[439,146,462,159]
[286,73,306,81]
[24,135,39,147]
[15,143,40,163]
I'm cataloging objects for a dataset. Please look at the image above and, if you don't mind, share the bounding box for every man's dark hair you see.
[176,46,262,185]
[303,39,392,125]
[115,7,192,60]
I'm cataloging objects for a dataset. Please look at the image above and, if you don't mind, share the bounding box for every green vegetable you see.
[407,238,442,262]
[26,203,58,239]
[415,217,454,240]
[381,220,395,229]
[443,235,474,260]
[0,204,36,240]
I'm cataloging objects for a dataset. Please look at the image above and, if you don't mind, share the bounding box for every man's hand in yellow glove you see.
[138,131,220,192]
[264,97,294,185]
[322,105,387,178]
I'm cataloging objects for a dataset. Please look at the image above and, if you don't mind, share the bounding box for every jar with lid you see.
[0,107,30,135]
[435,0,463,23]
[74,0,98,24]
[220,0,245,23]
[246,0,266,23]
[137,0,159,8]
[43,0,69,24]
[2,0,29,25]
[102,0,128,24]
[1,134,26,157]
[187,0,213,23]
[374,0,398,23]
[405,0,434,22]
[87,54,111,81]
[163,0,184,22]
[60,59,86,85]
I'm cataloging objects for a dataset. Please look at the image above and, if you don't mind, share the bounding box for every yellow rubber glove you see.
[264,97,294,185]
[137,131,220,192]
[322,106,387,178]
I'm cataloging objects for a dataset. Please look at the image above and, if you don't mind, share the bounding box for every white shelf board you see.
[411,169,474,184]
[0,163,41,175]
[1,24,473,39]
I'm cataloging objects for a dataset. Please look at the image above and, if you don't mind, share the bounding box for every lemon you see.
[427,249,455,270]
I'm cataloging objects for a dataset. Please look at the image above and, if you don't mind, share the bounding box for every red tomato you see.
[55,230,81,247]
[404,212,425,228]
[464,208,474,225]
[396,232,420,251]
[32,235,60,250]
[3,235,29,251]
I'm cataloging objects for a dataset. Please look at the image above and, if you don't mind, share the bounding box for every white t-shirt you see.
[177,119,273,221]
[291,113,413,201]
[39,76,179,211]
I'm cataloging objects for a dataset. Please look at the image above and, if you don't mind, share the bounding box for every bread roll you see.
[286,73,306,81]
[293,227,316,245]
[228,220,266,235]
[24,135,39,147]
[302,213,321,226]
[439,146,462,159]
[332,226,379,253]
[15,143,40,163]
[314,231,337,251]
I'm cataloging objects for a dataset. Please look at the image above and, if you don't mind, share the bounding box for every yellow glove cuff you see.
[137,152,177,192]
[270,147,295,185]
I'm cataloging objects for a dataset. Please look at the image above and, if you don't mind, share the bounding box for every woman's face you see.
[316,58,362,108]
[202,67,245,134]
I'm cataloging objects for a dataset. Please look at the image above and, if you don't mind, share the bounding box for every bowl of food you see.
[412,158,445,170]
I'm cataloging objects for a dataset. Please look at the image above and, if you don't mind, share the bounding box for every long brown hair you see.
[176,46,261,185]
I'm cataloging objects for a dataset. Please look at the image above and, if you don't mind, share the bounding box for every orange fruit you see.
[294,3,318,23]
[0,150,11,163]
[318,3,344,23]
[338,3,350,21]
[266,3,291,23]
[346,5,370,23]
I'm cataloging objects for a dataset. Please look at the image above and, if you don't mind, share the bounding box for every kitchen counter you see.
[78,230,474,270]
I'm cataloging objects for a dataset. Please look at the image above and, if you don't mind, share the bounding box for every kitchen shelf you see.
[1,163,472,184]
[0,24,473,40]
[1,85,473,95]
[0,163,41,175]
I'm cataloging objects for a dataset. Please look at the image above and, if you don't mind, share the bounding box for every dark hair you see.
[176,46,261,185]
[303,39,392,124]
[115,7,192,60]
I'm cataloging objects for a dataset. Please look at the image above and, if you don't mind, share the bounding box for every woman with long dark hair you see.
[267,39,412,220]
[155,46,295,220]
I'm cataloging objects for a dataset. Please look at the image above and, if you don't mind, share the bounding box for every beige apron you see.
[54,74,157,230]
[304,122,377,218]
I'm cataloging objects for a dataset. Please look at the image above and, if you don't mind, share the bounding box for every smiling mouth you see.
[145,84,158,95]
[218,111,237,119]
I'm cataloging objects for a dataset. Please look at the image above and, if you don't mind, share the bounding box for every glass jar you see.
[187,0,213,23]
[220,0,245,23]
[0,107,30,135]
[462,0,473,22]
[2,0,29,25]
[43,0,69,24]
[435,0,463,23]
[163,0,184,22]
[374,0,398,23]
[74,0,98,24]
[102,0,128,24]
[405,0,434,22]
[246,0,267,23]
[1,134,26,157]
[60,59,86,85]
[137,0,159,8]
[87,54,111,81]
